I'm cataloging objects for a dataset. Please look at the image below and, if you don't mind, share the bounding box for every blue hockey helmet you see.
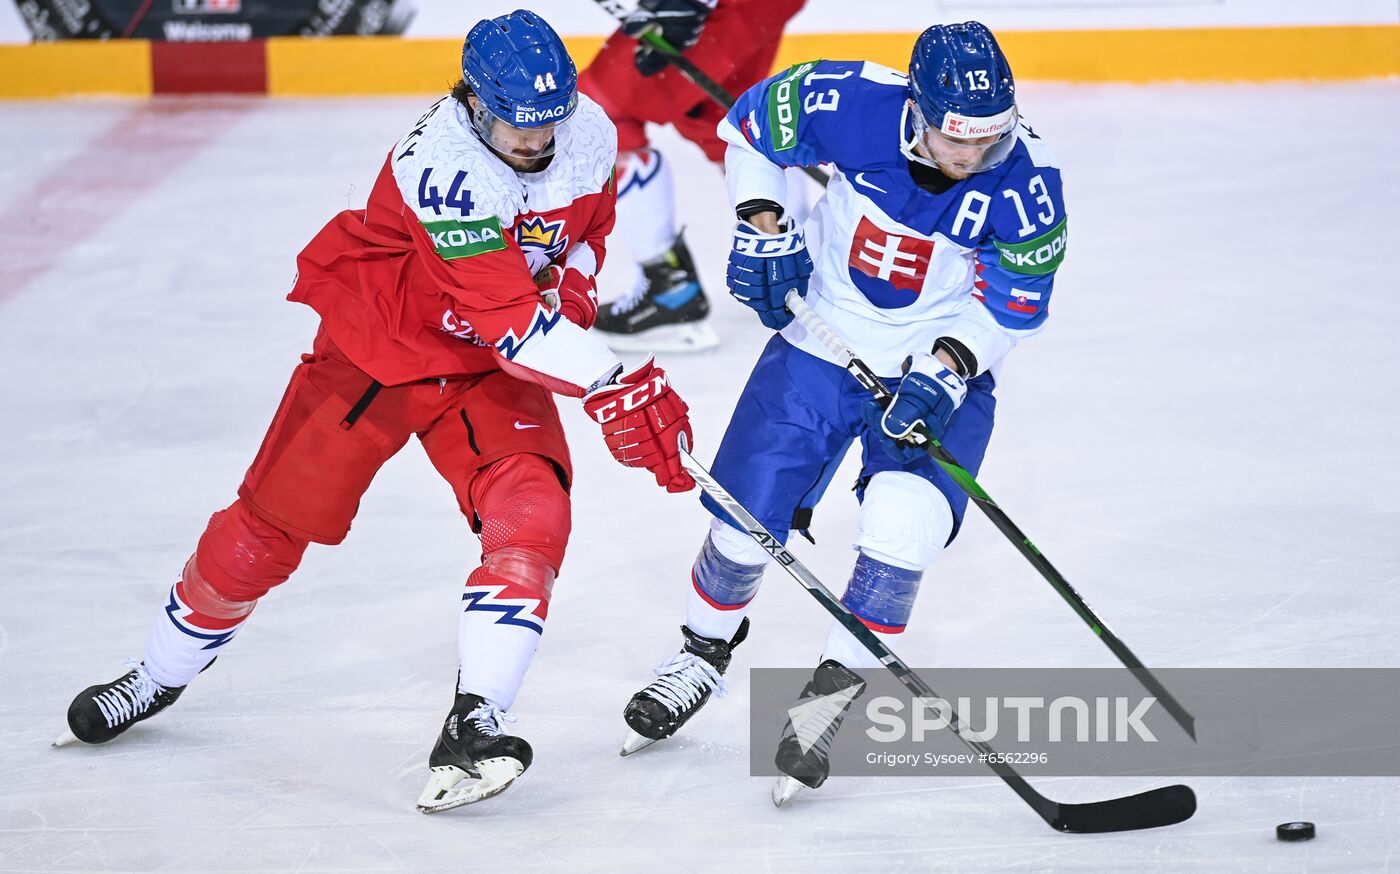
[462,11,577,157]
[903,22,1019,175]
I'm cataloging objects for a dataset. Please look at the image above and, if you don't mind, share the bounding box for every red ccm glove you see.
[534,265,599,331]
[583,358,695,493]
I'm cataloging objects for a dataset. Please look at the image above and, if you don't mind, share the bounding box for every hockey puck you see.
[1276,822,1315,842]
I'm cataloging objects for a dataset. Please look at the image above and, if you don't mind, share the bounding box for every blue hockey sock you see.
[685,530,765,641]
[821,551,924,669]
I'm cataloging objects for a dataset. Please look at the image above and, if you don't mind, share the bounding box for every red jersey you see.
[289,94,623,394]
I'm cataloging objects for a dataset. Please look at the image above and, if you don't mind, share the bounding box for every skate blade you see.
[619,730,661,757]
[51,728,81,748]
[598,322,721,354]
[772,776,806,808]
[415,758,524,814]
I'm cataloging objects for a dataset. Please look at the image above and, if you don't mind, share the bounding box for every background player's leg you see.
[593,146,718,352]
[580,26,720,352]
[616,147,679,266]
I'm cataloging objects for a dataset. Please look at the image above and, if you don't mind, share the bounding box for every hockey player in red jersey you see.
[56,10,695,813]
[582,0,807,352]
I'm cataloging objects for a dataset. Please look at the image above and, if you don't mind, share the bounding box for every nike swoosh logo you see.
[853,172,887,194]
[513,422,541,430]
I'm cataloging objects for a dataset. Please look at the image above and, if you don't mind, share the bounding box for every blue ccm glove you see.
[726,219,814,330]
[863,352,969,463]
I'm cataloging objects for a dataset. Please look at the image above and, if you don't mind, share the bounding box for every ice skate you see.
[55,658,189,747]
[620,618,748,756]
[417,693,533,813]
[594,232,720,352]
[771,660,866,807]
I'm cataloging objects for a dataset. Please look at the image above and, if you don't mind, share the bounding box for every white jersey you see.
[720,60,1068,379]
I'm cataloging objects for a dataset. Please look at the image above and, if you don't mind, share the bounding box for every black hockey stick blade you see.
[1049,784,1196,833]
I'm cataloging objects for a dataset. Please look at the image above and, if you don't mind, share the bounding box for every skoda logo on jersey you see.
[514,216,570,263]
[846,215,935,308]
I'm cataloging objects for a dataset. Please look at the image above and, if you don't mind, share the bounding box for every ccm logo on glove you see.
[586,371,668,423]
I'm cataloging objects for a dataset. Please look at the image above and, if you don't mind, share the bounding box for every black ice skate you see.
[417,692,533,813]
[54,658,189,747]
[593,231,719,352]
[771,659,867,807]
[620,618,749,756]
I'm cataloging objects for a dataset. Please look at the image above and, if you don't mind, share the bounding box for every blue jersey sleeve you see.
[725,60,897,169]
[973,151,1067,331]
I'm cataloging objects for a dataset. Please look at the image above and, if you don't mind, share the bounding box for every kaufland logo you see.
[941,107,1016,138]
[514,104,569,126]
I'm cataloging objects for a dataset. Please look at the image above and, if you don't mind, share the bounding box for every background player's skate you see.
[593,219,718,352]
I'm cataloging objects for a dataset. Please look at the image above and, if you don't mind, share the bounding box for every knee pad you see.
[471,454,571,574]
[707,516,773,566]
[853,471,954,572]
[192,500,309,604]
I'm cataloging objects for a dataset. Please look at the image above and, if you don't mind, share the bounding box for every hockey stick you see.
[783,290,1199,742]
[588,0,831,188]
[676,444,1196,833]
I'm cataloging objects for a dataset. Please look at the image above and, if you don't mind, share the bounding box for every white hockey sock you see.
[820,621,903,671]
[456,550,552,710]
[686,581,754,643]
[143,558,255,688]
[457,612,541,711]
[615,147,678,263]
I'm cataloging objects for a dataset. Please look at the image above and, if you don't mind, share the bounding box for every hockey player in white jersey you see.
[618,22,1069,804]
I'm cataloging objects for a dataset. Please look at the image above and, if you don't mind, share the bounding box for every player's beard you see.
[497,143,555,174]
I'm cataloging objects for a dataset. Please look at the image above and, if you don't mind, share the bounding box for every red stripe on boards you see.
[151,40,268,94]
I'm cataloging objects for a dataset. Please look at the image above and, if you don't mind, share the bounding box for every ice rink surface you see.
[1,81,1398,872]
